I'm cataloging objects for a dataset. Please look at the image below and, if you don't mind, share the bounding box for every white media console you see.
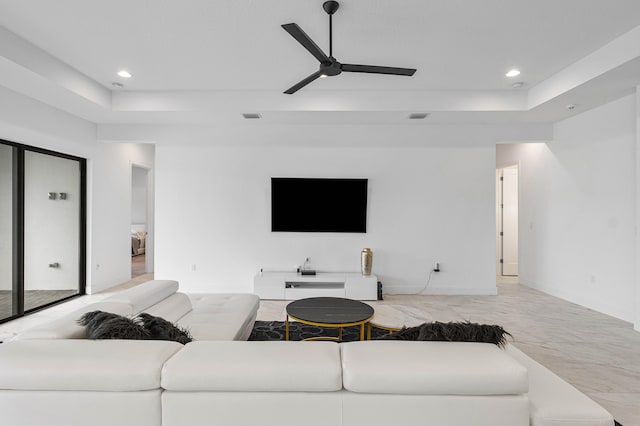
[253,272,378,300]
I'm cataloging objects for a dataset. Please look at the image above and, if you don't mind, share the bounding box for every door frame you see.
[0,138,86,324]
[130,163,154,276]
[496,162,519,277]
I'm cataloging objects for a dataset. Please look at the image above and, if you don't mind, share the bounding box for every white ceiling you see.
[1,0,640,127]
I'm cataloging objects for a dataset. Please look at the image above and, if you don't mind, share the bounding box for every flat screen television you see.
[271,177,368,233]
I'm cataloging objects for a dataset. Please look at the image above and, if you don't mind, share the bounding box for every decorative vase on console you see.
[361,248,373,276]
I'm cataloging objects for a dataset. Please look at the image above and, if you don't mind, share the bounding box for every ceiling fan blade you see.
[341,64,416,76]
[284,71,323,94]
[282,23,328,63]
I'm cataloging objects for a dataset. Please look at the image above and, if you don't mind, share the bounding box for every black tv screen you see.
[271,178,368,233]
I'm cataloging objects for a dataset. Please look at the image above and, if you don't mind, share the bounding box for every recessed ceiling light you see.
[505,69,521,78]
[111,82,124,88]
[242,113,262,119]
[408,113,430,120]
[117,70,132,78]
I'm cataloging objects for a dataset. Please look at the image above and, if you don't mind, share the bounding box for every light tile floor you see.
[257,277,640,425]
[1,274,638,424]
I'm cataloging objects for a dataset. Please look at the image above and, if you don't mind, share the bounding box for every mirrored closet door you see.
[0,139,85,323]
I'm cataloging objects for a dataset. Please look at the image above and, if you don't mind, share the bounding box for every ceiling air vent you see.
[408,113,429,120]
[242,113,262,119]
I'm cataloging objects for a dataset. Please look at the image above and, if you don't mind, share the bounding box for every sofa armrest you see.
[505,345,614,426]
[104,280,179,314]
[12,301,133,341]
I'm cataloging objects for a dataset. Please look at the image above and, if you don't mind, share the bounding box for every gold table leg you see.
[285,314,289,341]
[284,314,374,342]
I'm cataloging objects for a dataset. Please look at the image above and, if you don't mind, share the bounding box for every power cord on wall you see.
[414,262,440,295]
[415,269,434,295]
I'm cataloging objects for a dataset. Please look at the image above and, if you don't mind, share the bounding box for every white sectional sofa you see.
[0,279,615,426]
[160,340,530,426]
[12,279,260,342]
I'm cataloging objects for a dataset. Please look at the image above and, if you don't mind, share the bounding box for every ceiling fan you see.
[282,1,417,94]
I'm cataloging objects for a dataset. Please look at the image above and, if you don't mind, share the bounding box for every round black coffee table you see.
[285,297,374,341]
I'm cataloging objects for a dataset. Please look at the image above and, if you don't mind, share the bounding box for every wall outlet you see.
[433,262,440,272]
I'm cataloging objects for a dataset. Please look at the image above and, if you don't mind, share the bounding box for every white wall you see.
[0,86,155,294]
[155,142,497,295]
[0,144,12,291]
[89,143,154,292]
[497,95,637,323]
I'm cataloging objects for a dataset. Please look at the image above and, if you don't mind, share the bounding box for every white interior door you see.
[500,165,519,276]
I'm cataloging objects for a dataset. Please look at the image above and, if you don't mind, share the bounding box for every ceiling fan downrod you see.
[323,1,340,57]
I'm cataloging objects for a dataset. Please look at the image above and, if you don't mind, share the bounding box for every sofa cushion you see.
[104,280,179,314]
[178,311,253,341]
[341,341,528,395]
[341,393,529,426]
[162,392,343,426]
[141,293,193,323]
[505,345,614,426]
[177,293,259,341]
[162,341,342,392]
[12,301,133,341]
[0,389,162,426]
[187,293,260,313]
[0,340,182,391]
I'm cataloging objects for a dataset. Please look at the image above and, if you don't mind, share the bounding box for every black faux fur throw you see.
[78,311,149,340]
[137,313,193,344]
[77,311,193,344]
[378,321,512,347]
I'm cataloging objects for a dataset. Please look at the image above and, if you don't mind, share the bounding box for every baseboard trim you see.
[384,285,497,296]
[519,279,634,323]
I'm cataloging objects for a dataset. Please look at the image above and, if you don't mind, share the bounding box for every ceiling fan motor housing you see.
[320,58,342,76]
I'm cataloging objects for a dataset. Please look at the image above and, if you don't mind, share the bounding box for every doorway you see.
[496,164,518,276]
[131,165,151,278]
